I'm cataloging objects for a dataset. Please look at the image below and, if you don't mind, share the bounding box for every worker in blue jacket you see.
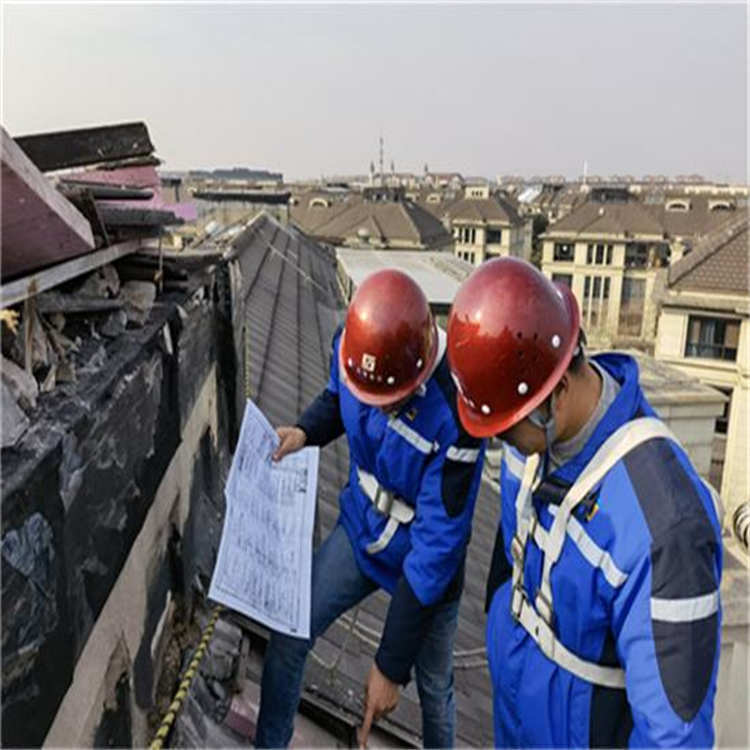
[255,269,485,749]
[446,258,723,747]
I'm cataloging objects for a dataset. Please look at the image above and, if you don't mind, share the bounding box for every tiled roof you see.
[307,199,452,249]
[651,195,741,240]
[668,213,749,295]
[227,214,494,745]
[446,195,523,226]
[289,192,357,234]
[545,200,665,237]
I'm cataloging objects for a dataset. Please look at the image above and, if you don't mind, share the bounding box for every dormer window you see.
[709,200,734,212]
[666,200,690,212]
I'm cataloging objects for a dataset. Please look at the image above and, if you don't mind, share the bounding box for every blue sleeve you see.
[295,328,344,447]
[403,426,485,606]
[612,523,721,747]
[375,575,442,685]
[374,424,484,684]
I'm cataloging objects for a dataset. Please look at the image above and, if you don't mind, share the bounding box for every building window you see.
[625,242,669,269]
[587,243,613,265]
[715,387,733,435]
[553,242,574,261]
[487,228,503,244]
[618,277,645,336]
[625,242,649,269]
[583,275,608,330]
[552,273,572,288]
[685,316,740,361]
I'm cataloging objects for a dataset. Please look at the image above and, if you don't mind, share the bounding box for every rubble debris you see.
[99,206,183,228]
[44,324,78,358]
[121,281,157,326]
[1,354,38,410]
[1,308,20,334]
[35,291,123,315]
[40,365,56,393]
[15,122,154,173]
[60,181,154,201]
[1,513,58,656]
[76,264,121,298]
[99,310,128,339]
[224,682,257,739]
[49,312,65,331]
[2,126,94,279]
[1,381,29,447]
[55,358,77,384]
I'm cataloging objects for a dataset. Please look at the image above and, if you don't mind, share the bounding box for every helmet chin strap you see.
[527,392,558,473]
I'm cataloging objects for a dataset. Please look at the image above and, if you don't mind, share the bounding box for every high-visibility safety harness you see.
[356,466,415,554]
[509,416,722,689]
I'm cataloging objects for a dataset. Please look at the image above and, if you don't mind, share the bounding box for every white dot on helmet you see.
[387,376,395,385]
[481,404,491,415]
[551,335,561,348]
[518,382,529,395]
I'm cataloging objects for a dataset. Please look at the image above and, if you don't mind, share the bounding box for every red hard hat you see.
[339,269,438,407]
[447,257,580,437]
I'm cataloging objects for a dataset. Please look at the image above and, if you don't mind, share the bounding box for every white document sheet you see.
[209,399,319,638]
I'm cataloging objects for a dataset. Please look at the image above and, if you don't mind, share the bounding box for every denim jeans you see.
[255,524,459,748]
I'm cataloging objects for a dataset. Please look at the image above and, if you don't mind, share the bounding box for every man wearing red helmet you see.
[447,258,722,747]
[255,269,485,749]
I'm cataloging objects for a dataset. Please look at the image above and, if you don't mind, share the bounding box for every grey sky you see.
[2,2,747,181]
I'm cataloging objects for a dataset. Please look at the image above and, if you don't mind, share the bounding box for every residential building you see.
[654,214,749,515]
[434,184,528,265]
[541,198,671,344]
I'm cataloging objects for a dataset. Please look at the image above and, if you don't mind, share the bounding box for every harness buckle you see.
[511,584,526,621]
[373,487,394,516]
[510,535,525,565]
[535,589,555,627]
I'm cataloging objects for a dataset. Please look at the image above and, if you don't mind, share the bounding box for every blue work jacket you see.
[486,353,722,747]
[298,328,486,682]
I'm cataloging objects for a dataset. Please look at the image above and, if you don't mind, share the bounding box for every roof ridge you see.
[401,200,423,242]
[368,211,385,242]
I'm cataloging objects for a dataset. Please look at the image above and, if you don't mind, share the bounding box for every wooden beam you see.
[1,127,95,279]
[14,122,154,172]
[99,207,182,227]
[60,182,154,201]
[0,240,142,308]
